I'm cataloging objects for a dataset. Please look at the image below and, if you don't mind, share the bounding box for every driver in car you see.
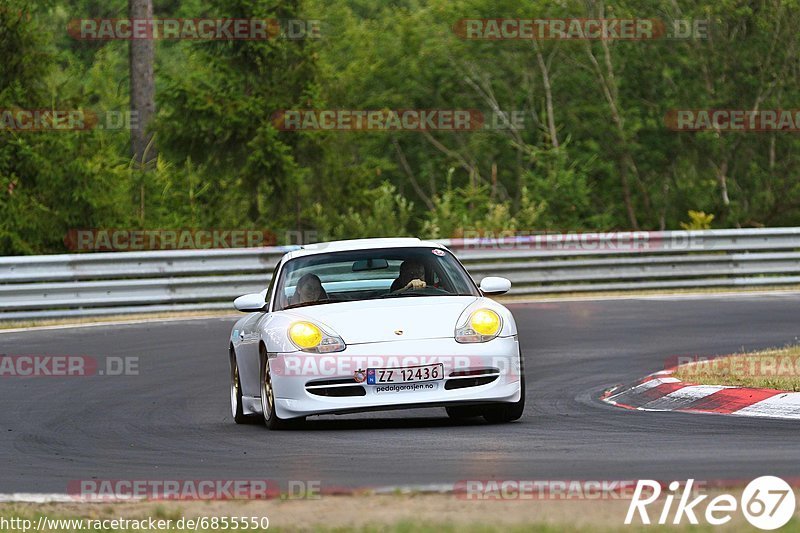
[294,273,327,305]
[390,260,427,292]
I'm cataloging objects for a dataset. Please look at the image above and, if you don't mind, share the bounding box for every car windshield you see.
[274,247,479,311]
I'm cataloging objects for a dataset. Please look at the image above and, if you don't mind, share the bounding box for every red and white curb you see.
[602,369,800,419]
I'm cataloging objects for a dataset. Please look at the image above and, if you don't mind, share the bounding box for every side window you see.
[265,263,281,310]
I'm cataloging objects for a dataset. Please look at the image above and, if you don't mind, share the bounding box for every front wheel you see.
[260,348,300,430]
[231,350,258,424]
[482,373,526,424]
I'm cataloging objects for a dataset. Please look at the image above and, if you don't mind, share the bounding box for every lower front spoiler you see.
[242,384,521,420]
[287,398,517,418]
[251,336,523,420]
[242,391,521,419]
[272,372,522,419]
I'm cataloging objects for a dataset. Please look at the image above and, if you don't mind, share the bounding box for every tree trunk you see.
[129,0,156,166]
[533,41,559,149]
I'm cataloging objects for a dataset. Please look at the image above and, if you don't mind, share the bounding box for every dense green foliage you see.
[2,0,800,254]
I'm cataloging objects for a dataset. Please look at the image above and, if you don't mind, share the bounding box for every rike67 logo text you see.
[626,477,796,530]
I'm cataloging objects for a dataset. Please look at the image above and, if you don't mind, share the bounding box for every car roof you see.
[282,237,448,261]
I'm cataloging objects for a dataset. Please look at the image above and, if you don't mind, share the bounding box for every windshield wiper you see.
[380,292,435,298]
[283,298,345,310]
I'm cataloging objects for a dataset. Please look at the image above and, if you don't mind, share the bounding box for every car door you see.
[237,262,280,397]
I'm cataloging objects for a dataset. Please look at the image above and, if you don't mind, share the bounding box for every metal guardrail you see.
[2,228,800,320]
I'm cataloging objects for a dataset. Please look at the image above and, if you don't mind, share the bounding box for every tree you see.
[129,0,156,166]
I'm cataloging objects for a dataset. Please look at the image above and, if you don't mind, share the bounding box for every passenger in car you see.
[293,273,328,305]
[390,260,427,292]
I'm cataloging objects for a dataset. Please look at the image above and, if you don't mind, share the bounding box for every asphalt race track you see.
[1,293,799,494]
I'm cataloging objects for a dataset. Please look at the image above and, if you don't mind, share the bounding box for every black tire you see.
[259,347,300,430]
[483,373,526,424]
[445,405,484,420]
[231,349,258,424]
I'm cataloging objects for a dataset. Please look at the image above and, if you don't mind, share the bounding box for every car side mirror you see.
[479,276,511,296]
[233,293,267,312]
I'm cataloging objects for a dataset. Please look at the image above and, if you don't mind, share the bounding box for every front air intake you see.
[305,378,366,397]
[445,367,500,390]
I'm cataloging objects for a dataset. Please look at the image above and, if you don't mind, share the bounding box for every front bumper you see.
[268,336,522,419]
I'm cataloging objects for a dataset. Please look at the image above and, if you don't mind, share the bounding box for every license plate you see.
[367,363,444,384]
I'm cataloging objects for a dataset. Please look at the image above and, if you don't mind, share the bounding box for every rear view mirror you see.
[233,293,267,312]
[352,258,389,271]
[479,276,512,296]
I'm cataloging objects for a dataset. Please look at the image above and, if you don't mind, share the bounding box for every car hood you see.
[285,296,479,344]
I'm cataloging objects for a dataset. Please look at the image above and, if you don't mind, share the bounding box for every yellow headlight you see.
[289,322,323,349]
[470,309,501,336]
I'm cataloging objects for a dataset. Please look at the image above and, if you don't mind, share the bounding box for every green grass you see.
[0,517,733,533]
[1,506,796,533]
[673,345,800,391]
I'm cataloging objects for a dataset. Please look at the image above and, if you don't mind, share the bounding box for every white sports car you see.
[228,237,524,429]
